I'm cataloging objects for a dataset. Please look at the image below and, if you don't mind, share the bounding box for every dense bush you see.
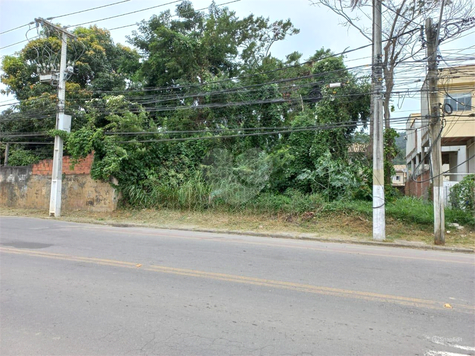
[6,147,40,166]
[449,174,475,212]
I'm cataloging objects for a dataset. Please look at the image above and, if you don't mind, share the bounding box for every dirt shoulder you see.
[1,207,473,252]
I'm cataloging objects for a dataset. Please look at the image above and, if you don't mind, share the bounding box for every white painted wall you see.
[442,146,468,182]
[468,139,475,174]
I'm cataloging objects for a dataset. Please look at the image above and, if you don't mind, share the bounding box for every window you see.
[444,93,472,112]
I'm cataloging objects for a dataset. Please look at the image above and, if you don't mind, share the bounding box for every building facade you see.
[406,65,475,199]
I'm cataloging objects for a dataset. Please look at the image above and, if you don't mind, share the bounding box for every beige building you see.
[406,65,475,198]
[392,165,407,186]
[391,165,407,194]
[406,65,475,178]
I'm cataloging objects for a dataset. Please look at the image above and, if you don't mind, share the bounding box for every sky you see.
[0,0,369,61]
[0,0,473,130]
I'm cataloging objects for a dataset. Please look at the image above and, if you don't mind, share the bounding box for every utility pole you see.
[372,0,385,241]
[425,17,445,245]
[4,143,9,166]
[35,18,75,217]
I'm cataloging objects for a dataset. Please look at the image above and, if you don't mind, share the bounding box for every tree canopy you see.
[1,1,372,205]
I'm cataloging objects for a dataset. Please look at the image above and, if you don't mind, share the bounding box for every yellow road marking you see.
[4,215,473,264]
[146,265,475,312]
[1,246,474,314]
[2,216,474,263]
[0,247,137,268]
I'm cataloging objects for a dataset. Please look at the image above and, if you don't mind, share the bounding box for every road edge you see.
[2,214,474,254]
[104,222,475,254]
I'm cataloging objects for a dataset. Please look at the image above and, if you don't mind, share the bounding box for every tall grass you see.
[386,197,474,227]
[386,197,434,225]
[323,197,474,227]
[121,179,474,228]
[177,170,210,210]
[121,171,210,210]
[244,190,325,215]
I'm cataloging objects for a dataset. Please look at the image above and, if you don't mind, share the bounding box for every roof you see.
[393,165,407,172]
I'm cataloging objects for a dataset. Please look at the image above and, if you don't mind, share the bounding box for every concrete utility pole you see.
[425,17,445,245]
[34,18,76,217]
[4,143,9,166]
[372,0,385,241]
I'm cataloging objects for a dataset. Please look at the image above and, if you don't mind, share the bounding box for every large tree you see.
[128,0,299,87]
[1,1,371,205]
[0,25,141,159]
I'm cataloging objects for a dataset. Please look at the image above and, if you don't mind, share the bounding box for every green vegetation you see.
[393,131,406,165]
[115,177,475,229]
[449,174,475,213]
[1,1,472,239]
[5,147,40,166]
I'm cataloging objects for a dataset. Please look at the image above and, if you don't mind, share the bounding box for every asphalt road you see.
[0,216,474,356]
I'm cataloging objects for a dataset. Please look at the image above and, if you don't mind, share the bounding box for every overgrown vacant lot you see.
[2,197,473,249]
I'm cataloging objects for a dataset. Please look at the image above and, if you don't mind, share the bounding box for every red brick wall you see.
[405,170,431,198]
[32,153,94,176]
[1,153,118,212]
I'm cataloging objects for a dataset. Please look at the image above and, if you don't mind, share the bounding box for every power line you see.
[1,85,473,121]
[0,0,131,35]
[0,64,374,113]
[89,50,374,96]
[3,113,461,138]
[3,141,53,145]
[114,122,373,144]
[55,57,472,101]
[65,55,470,103]
[0,36,40,51]
[0,101,19,108]
[1,24,472,118]
[47,0,131,21]
[107,0,242,31]
[0,22,33,36]
[64,0,182,29]
[0,78,471,116]
[0,0,242,56]
[414,154,475,184]
[97,70,370,105]
[3,19,464,94]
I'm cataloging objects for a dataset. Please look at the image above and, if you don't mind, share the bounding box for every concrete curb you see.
[106,222,475,254]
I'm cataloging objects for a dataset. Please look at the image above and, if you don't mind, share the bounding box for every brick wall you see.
[0,153,118,212]
[32,153,94,176]
[405,170,431,199]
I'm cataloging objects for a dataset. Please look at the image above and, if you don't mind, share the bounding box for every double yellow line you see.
[2,246,474,314]
[1,246,138,269]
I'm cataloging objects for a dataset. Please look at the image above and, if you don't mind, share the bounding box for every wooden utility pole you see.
[372,0,385,241]
[425,18,445,245]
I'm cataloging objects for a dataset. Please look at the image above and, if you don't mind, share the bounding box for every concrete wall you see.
[0,153,118,212]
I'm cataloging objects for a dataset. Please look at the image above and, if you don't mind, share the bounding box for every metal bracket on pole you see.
[34,18,77,40]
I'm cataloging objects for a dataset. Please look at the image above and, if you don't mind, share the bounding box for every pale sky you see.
[0,0,369,60]
[0,0,473,129]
